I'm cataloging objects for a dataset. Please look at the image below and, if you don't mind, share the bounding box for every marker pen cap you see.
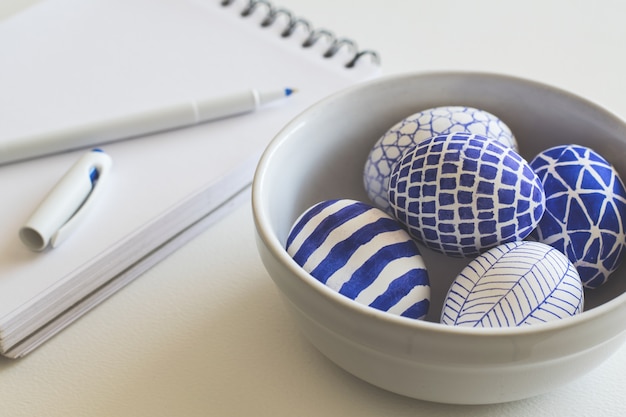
[19,150,112,251]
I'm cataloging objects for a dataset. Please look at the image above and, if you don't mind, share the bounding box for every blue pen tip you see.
[284,88,297,96]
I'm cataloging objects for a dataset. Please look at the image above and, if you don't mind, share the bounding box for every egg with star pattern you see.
[530,144,626,288]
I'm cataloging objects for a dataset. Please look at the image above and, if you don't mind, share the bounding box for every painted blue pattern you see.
[388,133,545,257]
[530,145,626,288]
[364,106,517,213]
[441,241,584,327]
[286,199,430,319]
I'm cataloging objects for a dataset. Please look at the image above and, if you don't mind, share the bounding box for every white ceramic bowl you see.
[251,72,626,404]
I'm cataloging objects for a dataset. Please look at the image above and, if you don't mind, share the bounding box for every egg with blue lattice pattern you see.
[286,199,430,319]
[441,241,584,327]
[530,145,626,289]
[388,132,545,257]
[364,106,517,213]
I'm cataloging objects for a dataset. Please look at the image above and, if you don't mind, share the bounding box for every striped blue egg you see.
[388,132,545,257]
[286,199,430,319]
[364,106,517,213]
[441,241,584,327]
[530,145,626,289]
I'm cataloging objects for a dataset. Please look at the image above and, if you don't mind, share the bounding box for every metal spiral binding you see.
[220,0,380,68]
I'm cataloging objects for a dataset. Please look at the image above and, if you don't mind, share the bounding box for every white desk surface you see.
[1,1,626,415]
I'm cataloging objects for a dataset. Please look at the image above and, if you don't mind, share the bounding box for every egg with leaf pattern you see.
[441,241,584,327]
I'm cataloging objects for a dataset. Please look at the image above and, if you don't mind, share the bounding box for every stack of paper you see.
[0,0,380,357]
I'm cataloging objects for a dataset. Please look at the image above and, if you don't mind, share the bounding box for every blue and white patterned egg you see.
[364,106,517,213]
[530,145,626,289]
[388,132,545,257]
[286,199,430,319]
[441,241,584,327]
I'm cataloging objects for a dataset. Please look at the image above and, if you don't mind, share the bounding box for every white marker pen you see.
[1,88,295,165]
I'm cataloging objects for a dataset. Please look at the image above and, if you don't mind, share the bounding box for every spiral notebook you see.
[0,0,380,358]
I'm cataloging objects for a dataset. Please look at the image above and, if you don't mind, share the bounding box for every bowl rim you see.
[252,70,626,338]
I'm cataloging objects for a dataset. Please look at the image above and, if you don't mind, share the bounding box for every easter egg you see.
[364,106,517,213]
[530,145,626,288]
[388,132,545,257]
[286,199,430,319]
[441,241,584,327]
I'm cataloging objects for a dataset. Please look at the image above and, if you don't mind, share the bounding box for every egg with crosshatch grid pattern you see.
[363,106,517,213]
[388,132,545,257]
